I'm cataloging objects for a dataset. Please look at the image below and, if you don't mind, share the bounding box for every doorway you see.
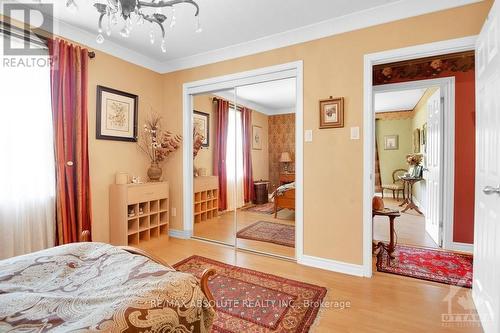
[183,61,304,261]
[372,78,454,251]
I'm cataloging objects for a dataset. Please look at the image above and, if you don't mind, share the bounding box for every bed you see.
[273,182,296,218]
[0,232,216,332]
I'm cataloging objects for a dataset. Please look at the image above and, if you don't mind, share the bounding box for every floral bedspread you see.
[0,242,215,332]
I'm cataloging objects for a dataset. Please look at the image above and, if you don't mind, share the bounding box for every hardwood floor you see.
[193,206,295,258]
[373,197,439,249]
[139,236,481,333]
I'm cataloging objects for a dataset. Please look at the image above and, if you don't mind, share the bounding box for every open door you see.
[473,1,500,332]
[425,88,443,246]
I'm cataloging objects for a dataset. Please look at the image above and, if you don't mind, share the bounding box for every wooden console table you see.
[398,176,423,214]
[373,209,400,261]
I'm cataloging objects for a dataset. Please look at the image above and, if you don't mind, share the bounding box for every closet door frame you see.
[182,61,304,260]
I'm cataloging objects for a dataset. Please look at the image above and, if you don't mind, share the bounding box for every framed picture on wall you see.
[96,85,138,142]
[193,110,210,147]
[413,128,421,153]
[384,135,399,150]
[319,97,344,129]
[252,125,262,150]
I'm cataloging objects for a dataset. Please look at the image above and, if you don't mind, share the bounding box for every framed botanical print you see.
[384,135,399,150]
[252,125,262,150]
[319,97,344,129]
[96,86,138,142]
[193,110,210,147]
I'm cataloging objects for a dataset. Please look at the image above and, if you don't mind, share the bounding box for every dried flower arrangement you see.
[137,112,182,181]
[406,153,423,166]
[193,130,204,159]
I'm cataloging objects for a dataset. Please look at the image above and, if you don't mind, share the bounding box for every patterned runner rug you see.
[237,221,295,248]
[376,244,473,288]
[174,256,327,333]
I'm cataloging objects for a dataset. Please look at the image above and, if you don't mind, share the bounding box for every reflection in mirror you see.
[235,78,297,259]
[192,89,236,246]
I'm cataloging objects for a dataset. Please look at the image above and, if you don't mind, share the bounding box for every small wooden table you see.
[373,209,400,260]
[398,176,423,214]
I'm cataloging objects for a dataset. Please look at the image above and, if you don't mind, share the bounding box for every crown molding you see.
[50,16,165,73]
[159,0,482,73]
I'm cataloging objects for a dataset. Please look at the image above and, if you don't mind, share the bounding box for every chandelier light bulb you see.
[161,39,167,53]
[120,27,130,38]
[96,34,105,44]
[195,16,202,33]
[111,14,118,26]
[106,25,112,37]
[150,30,155,44]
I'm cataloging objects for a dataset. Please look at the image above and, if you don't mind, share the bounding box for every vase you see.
[147,162,162,182]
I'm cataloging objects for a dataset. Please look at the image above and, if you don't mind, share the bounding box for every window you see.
[225,108,244,210]
[0,34,56,258]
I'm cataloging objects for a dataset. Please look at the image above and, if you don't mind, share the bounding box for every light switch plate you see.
[351,127,360,140]
[304,130,313,142]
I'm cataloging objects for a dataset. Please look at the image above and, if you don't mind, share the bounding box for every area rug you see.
[244,203,280,215]
[173,255,326,333]
[376,244,473,288]
[237,221,295,248]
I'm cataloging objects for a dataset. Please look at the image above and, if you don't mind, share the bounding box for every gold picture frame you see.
[319,97,344,129]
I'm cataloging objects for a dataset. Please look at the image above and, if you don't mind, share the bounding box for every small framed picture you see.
[193,110,210,147]
[319,97,344,129]
[252,125,262,150]
[384,135,399,150]
[413,128,421,153]
[96,86,138,142]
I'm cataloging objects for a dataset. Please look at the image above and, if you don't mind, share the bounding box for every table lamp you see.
[279,152,292,172]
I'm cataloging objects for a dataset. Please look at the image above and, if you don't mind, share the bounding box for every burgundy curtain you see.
[213,99,229,211]
[49,39,92,244]
[375,137,382,193]
[241,107,254,203]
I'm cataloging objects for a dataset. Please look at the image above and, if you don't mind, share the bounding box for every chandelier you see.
[65,0,202,53]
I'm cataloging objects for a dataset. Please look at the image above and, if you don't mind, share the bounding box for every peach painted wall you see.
[87,51,165,242]
[158,2,490,264]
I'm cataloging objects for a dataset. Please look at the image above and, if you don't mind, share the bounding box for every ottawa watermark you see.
[441,280,483,328]
[1,1,53,68]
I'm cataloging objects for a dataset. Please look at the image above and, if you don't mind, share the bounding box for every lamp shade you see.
[279,152,292,163]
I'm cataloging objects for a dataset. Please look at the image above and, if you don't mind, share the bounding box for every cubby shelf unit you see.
[194,176,219,223]
[110,182,169,246]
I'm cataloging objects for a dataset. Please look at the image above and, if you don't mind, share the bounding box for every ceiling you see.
[1,0,481,72]
[374,88,427,113]
[214,78,296,115]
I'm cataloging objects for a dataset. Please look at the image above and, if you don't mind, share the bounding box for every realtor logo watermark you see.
[1,1,53,67]
[441,282,482,328]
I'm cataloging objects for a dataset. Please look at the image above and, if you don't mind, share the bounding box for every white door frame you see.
[363,36,476,277]
[182,61,304,260]
[373,77,455,249]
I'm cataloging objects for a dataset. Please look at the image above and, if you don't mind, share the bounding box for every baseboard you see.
[169,229,192,239]
[449,242,473,253]
[298,255,366,277]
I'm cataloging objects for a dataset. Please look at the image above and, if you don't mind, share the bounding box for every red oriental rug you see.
[376,244,473,288]
[237,221,295,248]
[173,256,326,332]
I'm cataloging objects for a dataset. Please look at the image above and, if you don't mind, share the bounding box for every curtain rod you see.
[0,21,95,59]
[212,97,250,112]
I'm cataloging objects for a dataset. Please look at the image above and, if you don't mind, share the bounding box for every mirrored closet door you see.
[235,79,297,259]
[190,78,297,260]
[192,89,236,246]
